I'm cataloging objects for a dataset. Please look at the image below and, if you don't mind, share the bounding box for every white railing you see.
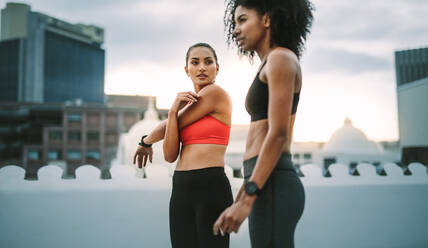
[1,163,427,248]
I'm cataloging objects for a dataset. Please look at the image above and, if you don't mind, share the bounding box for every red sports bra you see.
[180,115,231,146]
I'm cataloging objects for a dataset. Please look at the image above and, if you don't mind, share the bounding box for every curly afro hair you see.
[224,0,314,60]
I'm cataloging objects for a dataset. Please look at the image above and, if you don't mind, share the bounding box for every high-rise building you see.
[395,47,428,166]
[0,2,105,104]
[395,47,428,87]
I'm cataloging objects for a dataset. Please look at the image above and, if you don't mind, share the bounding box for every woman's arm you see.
[176,84,229,130]
[234,183,245,203]
[163,106,183,162]
[142,83,227,146]
[163,85,226,163]
[142,100,195,145]
[133,119,169,168]
[163,91,197,163]
[143,120,167,145]
[133,96,204,167]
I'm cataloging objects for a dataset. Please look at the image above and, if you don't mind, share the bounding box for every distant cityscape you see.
[0,2,427,179]
[0,3,168,179]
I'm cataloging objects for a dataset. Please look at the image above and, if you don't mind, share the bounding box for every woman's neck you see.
[255,29,275,63]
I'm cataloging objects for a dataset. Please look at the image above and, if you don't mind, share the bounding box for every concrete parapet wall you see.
[0,164,427,248]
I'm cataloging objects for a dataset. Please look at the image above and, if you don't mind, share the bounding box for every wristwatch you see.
[138,135,152,148]
[245,181,261,196]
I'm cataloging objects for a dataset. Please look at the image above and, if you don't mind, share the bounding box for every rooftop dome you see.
[322,118,384,155]
[127,97,160,136]
[117,97,164,165]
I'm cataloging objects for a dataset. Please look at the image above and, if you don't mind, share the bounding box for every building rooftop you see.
[1,2,104,45]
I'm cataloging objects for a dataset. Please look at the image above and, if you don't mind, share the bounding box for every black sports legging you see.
[243,152,305,248]
[169,167,233,248]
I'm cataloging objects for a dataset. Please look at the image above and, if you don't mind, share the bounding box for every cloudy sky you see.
[2,0,427,142]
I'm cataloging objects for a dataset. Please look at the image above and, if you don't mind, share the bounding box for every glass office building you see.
[395,47,428,166]
[395,47,428,87]
[0,39,20,102]
[0,2,105,104]
[44,31,105,103]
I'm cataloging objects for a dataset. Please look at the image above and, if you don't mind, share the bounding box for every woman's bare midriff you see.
[243,116,296,161]
[175,144,227,171]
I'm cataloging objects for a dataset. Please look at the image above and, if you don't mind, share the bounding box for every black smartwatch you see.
[245,181,261,196]
[138,135,152,148]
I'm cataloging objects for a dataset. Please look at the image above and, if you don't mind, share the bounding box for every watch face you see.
[245,181,258,195]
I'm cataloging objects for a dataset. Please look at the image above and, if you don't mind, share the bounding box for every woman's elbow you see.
[269,129,289,143]
[163,152,178,163]
[165,157,176,163]
[163,142,178,163]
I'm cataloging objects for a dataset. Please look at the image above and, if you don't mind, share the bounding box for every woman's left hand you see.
[133,145,153,168]
[170,91,199,113]
[213,196,255,235]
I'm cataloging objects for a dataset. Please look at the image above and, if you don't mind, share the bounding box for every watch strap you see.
[139,135,152,148]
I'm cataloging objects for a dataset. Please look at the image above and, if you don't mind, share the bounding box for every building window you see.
[28,150,41,160]
[0,127,10,132]
[49,131,63,141]
[67,113,82,123]
[87,113,100,127]
[303,153,312,159]
[87,131,99,141]
[106,113,118,128]
[12,141,21,148]
[68,131,81,142]
[86,150,100,160]
[67,150,81,160]
[293,153,300,159]
[124,113,138,129]
[48,150,61,160]
[106,132,118,145]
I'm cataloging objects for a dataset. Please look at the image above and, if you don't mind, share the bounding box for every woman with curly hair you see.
[213,0,314,247]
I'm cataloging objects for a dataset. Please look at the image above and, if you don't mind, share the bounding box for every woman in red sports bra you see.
[133,43,233,248]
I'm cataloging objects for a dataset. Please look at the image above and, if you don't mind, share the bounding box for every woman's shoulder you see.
[198,84,232,113]
[267,47,299,68]
[263,47,299,77]
[199,84,231,101]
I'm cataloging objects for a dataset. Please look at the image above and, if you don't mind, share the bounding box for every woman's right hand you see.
[170,91,199,113]
[133,145,153,168]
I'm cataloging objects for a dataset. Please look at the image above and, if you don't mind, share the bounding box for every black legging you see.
[169,167,233,248]
[244,152,305,248]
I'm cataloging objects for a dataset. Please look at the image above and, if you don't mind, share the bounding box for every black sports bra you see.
[245,60,300,122]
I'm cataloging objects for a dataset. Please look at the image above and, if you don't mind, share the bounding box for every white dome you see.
[116,97,165,165]
[127,97,161,137]
[323,118,384,155]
